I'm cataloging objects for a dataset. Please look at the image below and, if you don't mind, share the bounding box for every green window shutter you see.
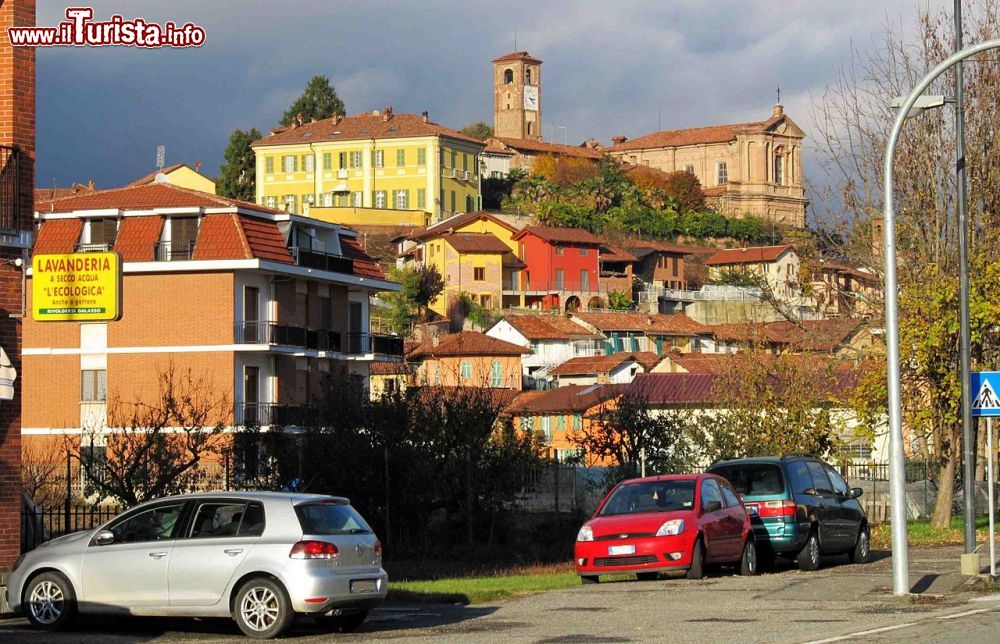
[417,188,426,209]
[461,360,472,380]
[556,415,565,430]
[573,414,583,430]
[397,149,406,166]
[292,156,298,172]
[265,156,274,174]
[418,148,426,165]
[403,189,410,209]
[323,153,332,170]
[301,154,307,171]
[339,152,347,168]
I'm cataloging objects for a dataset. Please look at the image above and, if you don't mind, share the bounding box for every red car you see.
[574,473,756,583]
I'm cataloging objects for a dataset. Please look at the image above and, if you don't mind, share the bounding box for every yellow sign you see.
[32,252,122,322]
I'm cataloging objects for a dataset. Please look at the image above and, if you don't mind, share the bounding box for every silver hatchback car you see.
[6,491,387,639]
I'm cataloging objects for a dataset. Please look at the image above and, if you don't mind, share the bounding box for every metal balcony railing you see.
[347,332,405,356]
[290,247,354,274]
[75,243,113,253]
[0,145,22,232]
[234,402,309,427]
[155,240,196,261]
[234,321,342,352]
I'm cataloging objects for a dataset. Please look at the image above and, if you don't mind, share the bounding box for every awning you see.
[330,183,350,194]
[0,346,16,401]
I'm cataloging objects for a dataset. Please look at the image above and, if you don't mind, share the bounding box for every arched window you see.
[527,122,532,136]
[525,68,532,84]
[503,68,513,84]
[774,147,784,186]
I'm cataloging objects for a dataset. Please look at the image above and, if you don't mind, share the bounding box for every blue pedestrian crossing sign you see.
[972,371,1000,417]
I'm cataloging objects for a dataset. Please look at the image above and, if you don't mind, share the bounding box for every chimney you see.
[382,106,393,122]
[332,114,341,125]
[611,135,627,145]
[432,335,440,348]
[422,110,429,123]
[294,113,303,127]
[773,103,784,118]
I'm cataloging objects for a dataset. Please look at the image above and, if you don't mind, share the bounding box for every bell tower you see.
[492,51,542,141]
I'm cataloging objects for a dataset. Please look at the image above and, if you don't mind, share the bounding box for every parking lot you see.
[2,546,999,643]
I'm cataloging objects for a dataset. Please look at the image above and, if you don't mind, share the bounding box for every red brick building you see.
[0,0,35,575]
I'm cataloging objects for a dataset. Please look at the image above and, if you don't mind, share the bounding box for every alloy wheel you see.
[809,536,819,565]
[28,580,64,625]
[240,586,280,632]
[746,541,756,573]
[860,531,869,559]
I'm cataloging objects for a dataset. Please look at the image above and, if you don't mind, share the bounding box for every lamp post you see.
[883,37,1000,596]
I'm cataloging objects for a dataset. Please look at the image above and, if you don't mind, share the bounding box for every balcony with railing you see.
[234,402,309,427]
[155,240,196,262]
[234,321,342,352]
[0,145,22,232]
[348,332,405,356]
[290,246,354,274]
[75,242,114,253]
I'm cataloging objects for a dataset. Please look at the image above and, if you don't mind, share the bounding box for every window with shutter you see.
[323,153,332,170]
[339,152,347,168]
[396,149,406,166]
[89,218,118,246]
[417,148,426,166]
[374,150,384,168]
[265,156,274,174]
[417,188,426,209]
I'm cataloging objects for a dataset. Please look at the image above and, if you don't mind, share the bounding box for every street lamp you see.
[883,37,1000,597]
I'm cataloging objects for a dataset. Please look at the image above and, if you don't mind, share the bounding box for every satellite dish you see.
[153,172,170,184]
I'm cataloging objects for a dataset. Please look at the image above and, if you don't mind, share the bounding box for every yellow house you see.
[130,163,216,194]
[252,108,484,225]
[402,212,523,317]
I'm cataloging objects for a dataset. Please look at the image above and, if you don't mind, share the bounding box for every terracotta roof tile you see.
[410,211,518,241]
[252,112,484,147]
[35,182,281,215]
[33,219,82,254]
[492,50,543,64]
[704,245,793,266]
[630,373,719,404]
[339,235,386,280]
[240,215,294,264]
[513,226,603,246]
[370,361,410,376]
[626,240,716,256]
[573,312,709,335]
[114,216,163,262]
[550,353,643,376]
[663,351,739,374]
[506,384,626,415]
[409,331,530,358]
[128,163,185,186]
[599,245,637,263]
[488,136,602,159]
[499,315,599,341]
[607,116,782,152]
[191,214,250,261]
[706,319,865,353]
[444,233,511,254]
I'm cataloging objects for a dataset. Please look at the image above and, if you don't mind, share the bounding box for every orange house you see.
[505,384,625,464]
[406,331,529,389]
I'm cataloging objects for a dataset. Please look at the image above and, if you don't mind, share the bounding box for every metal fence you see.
[21,504,123,553]
[840,461,936,523]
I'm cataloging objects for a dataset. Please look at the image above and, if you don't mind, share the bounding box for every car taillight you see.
[756,500,798,518]
[289,540,339,559]
[374,540,383,556]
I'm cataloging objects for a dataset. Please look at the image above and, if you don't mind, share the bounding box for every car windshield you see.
[294,502,372,535]
[599,480,696,516]
[711,464,785,497]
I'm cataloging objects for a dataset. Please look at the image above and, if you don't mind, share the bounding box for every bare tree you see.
[69,365,231,506]
[21,439,67,507]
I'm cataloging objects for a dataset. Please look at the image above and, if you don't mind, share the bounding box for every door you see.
[80,501,186,608]
[580,270,589,292]
[804,460,841,551]
[169,217,198,260]
[244,286,260,343]
[168,500,265,606]
[825,465,862,546]
[243,366,260,426]
[718,480,748,560]
[698,478,732,562]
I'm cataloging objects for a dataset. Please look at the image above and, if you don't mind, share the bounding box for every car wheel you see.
[314,610,368,633]
[580,575,600,584]
[233,577,294,640]
[849,525,871,564]
[686,538,705,579]
[739,539,758,576]
[636,572,659,581]
[796,531,821,572]
[23,572,77,631]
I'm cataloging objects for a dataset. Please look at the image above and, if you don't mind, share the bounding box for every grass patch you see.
[871,516,1000,549]
[388,569,582,605]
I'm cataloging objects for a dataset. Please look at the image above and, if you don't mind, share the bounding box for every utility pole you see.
[954,0,977,557]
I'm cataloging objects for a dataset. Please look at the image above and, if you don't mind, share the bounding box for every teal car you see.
[707,456,870,570]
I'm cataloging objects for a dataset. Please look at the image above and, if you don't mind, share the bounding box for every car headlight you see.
[656,519,685,537]
[576,525,594,542]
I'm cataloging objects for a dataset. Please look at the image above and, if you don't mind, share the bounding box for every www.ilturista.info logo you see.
[8,7,205,48]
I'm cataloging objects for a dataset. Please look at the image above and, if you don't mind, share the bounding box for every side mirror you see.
[93,529,115,546]
[703,500,722,513]
[850,487,864,499]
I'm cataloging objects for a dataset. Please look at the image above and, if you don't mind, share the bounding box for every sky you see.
[35,0,947,215]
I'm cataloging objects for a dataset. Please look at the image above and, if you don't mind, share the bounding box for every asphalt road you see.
[2,547,999,643]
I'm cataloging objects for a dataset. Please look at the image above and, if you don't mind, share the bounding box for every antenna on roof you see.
[776,85,781,105]
[514,29,517,51]
[658,108,661,131]
[156,145,166,170]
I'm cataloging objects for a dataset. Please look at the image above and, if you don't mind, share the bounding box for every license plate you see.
[608,544,636,556]
[350,579,378,594]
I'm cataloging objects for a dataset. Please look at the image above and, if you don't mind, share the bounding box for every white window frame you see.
[304,155,315,172]
[352,191,363,207]
[374,191,387,209]
[283,155,296,173]
[716,161,728,185]
[395,190,408,209]
[350,151,362,168]
[374,150,384,168]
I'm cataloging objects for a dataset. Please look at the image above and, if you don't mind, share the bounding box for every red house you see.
[510,226,603,311]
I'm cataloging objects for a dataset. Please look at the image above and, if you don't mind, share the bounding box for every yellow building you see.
[130,163,217,194]
[401,212,523,317]
[252,108,485,224]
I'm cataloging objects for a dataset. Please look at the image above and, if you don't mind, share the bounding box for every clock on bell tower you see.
[492,51,542,141]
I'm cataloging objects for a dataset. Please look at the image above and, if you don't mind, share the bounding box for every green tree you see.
[608,290,631,310]
[216,128,261,201]
[382,265,445,333]
[459,121,494,141]
[281,75,346,126]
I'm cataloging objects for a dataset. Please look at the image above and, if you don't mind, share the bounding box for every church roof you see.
[607,109,802,152]
[492,51,542,64]
[487,137,602,159]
